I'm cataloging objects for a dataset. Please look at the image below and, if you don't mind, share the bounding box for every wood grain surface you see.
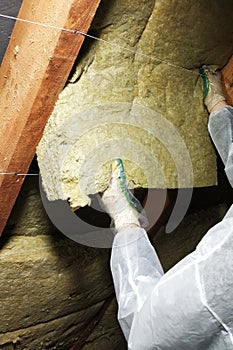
[0,0,101,235]
[222,55,233,105]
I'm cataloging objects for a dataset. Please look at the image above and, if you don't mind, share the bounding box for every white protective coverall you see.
[208,106,233,187]
[110,105,233,349]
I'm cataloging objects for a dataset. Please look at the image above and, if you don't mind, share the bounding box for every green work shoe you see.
[199,65,226,112]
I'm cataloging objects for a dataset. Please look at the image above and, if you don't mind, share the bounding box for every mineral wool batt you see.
[37,0,233,209]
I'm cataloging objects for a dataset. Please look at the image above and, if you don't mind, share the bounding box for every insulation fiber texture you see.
[37,0,233,209]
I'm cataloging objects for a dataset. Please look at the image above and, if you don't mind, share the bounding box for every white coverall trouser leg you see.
[110,106,233,349]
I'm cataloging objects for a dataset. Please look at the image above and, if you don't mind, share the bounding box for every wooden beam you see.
[0,0,101,235]
[222,55,233,105]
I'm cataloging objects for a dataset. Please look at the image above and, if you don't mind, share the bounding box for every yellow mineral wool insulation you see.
[38,102,192,210]
[37,0,233,210]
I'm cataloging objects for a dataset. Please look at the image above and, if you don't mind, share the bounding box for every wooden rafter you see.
[222,55,233,105]
[0,0,100,235]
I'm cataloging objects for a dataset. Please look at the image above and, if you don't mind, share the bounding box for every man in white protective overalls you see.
[101,66,233,349]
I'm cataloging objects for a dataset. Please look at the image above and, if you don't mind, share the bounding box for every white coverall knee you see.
[110,106,233,349]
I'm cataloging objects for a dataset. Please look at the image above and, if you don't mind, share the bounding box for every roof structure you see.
[0,0,232,235]
[0,0,101,235]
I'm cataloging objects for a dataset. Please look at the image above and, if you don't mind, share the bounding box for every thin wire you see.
[0,172,39,176]
[0,13,75,33]
[0,13,201,76]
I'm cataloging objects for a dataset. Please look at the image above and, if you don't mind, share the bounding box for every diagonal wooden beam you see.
[222,55,233,105]
[0,0,101,235]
